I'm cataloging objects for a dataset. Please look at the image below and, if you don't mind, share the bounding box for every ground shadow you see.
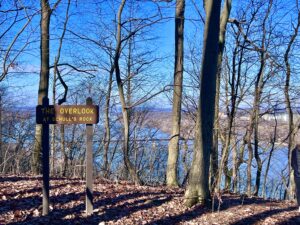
[7,191,172,225]
[0,181,89,215]
[2,177,298,225]
[0,176,84,183]
[213,194,278,212]
[146,204,206,225]
[230,206,297,225]
[0,176,42,182]
[2,181,82,199]
[276,214,300,225]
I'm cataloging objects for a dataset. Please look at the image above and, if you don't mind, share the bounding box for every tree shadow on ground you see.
[145,195,295,225]
[214,194,278,211]
[7,191,172,225]
[2,178,299,225]
[2,181,82,199]
[276,214,300,225]
[146,204,206,225]
[0,176,84,183]
[0,176,42,182]
[0,182,89,214]
[0,191,90,215]
[230,206,297,225]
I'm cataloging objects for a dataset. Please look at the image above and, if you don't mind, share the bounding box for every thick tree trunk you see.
[32,0,51,175]
[167,0,185,187]
[184,0,221,207]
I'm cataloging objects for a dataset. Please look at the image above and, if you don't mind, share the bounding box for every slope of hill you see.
[0,176,299,225]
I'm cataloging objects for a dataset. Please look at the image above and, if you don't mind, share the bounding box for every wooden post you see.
[42,97,50,216]
[86,97,93,215]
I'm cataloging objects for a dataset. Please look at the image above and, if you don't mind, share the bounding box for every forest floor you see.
[0,176,300,225]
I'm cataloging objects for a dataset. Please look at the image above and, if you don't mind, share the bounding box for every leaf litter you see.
[0,175,299,225]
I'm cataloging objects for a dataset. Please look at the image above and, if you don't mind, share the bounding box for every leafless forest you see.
[1,0,300,224]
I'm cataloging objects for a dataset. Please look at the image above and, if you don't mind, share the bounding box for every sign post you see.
[36,98,99,216]
[86,97,93,215]
[42,97,50,216]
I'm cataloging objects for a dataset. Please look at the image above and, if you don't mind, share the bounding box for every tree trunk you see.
[232,133,238,193]
[61,125,67,176]
[49,0,71,175]
[50,126,56,175]
[283,12,300,199]
[211,0,232,192]
[167,0,185,187]
[32,0,51,175]
[245,0,272,197]
[103,68,113,178]
[263,114,277,199]
[182,139,189,185]
[253,108,262,196]
[184,0,221,207]
[245,68,264,196]
[50,62,57,176]
[246,139,253,196]
[114,0,141,185]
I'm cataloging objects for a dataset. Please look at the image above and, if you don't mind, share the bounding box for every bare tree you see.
[167,0,185,187]
[211,0,232,192]
[185,0,221,207]
[113,0,141,185]
[244,1,273,196]
[284,1,300,199]
[0,1,36,82]
[262,107,278,199]
[32,0,62,174]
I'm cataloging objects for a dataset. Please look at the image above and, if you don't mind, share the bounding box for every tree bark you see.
[32,0,51,175]
[167,0,185,187]
[184,0,221,207]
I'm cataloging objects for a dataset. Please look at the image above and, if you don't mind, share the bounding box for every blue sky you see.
[2,0,300,110]
[1,0,204,108]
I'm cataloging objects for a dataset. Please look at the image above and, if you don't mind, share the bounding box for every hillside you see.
[0,176,299,225]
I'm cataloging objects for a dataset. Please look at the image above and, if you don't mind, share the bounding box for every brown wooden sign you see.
[36,105,99,124]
